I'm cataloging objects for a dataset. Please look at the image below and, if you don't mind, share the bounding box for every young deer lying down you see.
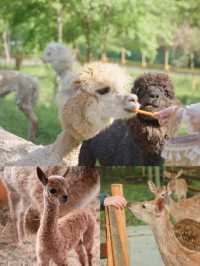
[148,181,200,222]
[36,167,95,266]
[128,198,200,266]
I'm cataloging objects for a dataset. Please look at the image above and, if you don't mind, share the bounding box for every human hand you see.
[154,106,180,126]
[104,196,127,209]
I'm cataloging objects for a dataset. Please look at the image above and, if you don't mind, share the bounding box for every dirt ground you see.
[0,204,100,266]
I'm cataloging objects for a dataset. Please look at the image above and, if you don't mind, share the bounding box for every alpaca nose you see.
[149,91,160,99]
[62,195,68,203]
[125,94,140,110]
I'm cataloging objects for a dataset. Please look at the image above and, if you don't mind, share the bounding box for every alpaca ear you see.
[62,168,70,177]
[148,181,158,195]
[36,167,48,186]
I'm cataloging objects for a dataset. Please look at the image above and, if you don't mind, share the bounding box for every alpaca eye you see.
[96,87,110,95]
[49,188,57,194]
[164,90,169,97]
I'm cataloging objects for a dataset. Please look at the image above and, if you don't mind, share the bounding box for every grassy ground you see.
[1,64,200,144]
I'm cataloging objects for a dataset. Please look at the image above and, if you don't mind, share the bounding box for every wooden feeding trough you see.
[103,184,130,266]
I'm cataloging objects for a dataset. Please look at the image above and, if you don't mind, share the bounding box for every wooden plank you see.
[105,206,114,266]
[109,184,130,266]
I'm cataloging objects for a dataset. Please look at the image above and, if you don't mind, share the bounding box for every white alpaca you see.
[42,42,76,108]
[36,167,96,266]
[0,61,139,168]
[42,42,74,84]
[0,70,39,140]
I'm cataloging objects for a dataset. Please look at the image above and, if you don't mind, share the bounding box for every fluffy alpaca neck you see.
[51,130,81,165]
[129,117,167,155]
[40,195,59,236]
[52,62,72,81]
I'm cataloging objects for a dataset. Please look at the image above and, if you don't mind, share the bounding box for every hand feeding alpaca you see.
[0,61,139,168]
[0,70,39,140]
[36,167,95,266]
[79,73,179,166]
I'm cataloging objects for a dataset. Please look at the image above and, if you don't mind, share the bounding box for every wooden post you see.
[105,184,130,266]
[192,72,196,91]
[147,166,153,182]
[155,167,161,187]
[105,207,114,266]
[142,166,146,177]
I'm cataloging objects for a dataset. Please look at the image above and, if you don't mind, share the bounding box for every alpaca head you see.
[42,42,74,74]
[61,62,140,141]
[36,167,68,205]
[128,73,178,155]
[132,73,176,123]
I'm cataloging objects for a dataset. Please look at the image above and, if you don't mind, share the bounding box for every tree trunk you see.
[164,47,170,71]
[101,52,107,62]
[57,6,63,43]
[15,53,23,70]
[141,52,147,68]
[121,48,126,65]
[2,29,11,65]
[189,53,194,69]
[85,17,92,62]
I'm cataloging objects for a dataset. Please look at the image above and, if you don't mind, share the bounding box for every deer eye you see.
[49,188,57,194]
[96,87,110,95]
[142,204,146,209]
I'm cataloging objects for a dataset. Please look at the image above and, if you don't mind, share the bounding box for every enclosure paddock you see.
[101,184,130,266]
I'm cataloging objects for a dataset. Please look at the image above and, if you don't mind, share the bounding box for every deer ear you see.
[148,181,158,194]
[167,183,173,195]
[175,169,183,179]
[155,198,165,213]
[36,167,48,186]
[63,168,70,177]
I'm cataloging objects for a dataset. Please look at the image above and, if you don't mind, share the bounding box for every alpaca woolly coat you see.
[79,73,178,166]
